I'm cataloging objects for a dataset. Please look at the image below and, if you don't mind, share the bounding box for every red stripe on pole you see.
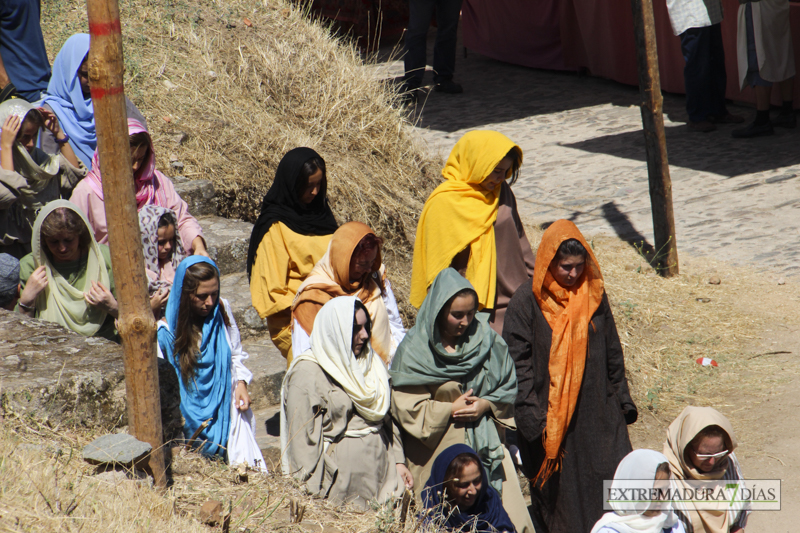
[89,19,122,35]
[90,85,125,99]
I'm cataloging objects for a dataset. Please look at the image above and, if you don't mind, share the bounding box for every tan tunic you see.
[392,381,535,533]
[283,360,405,510]
[737,0,795,89]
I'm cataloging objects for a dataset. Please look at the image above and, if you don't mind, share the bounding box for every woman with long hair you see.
[157,256,266,471]
[248,148,337,364]
[17,200,118,341]
[70,119,207,255]
[391,268,534,533]
[503,219,637,533]
[410,130,535,334]
[291,221,404,365]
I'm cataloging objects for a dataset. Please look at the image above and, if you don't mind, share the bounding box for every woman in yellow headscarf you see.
[502,219,638,533]
[410,130,535,335]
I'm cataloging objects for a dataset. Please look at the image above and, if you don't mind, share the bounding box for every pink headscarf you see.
[84,118,168,208]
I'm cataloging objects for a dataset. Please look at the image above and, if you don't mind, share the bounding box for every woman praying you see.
[248,148,337,364]
[281,296,412,509]
[291,221,404,365]
[157,256,266,471]
[70,119,207,255]
[390,268,534,533]
[17,200,118,342]
[503,219,637,533]
[410,130,535,334]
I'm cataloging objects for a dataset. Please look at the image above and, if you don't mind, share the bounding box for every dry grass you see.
[41,0,442,322]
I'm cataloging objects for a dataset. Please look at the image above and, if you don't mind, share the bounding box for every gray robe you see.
[282,360,405,510]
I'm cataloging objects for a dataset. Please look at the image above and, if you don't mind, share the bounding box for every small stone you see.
[199,500,223,525]
[83,433,152,466]
[708,275,721,285]
[207,70,217,78]
[172,132,188,145]
[243,17,252,27]
[163,79,177,90]
[162,116,172,123]
[171,161,185,170]
[778,278,786,285]
[169,153,179,162]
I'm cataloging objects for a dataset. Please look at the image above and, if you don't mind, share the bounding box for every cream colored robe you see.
[282,360,405,510]
[392,381,536,533]
[737,0,795,89]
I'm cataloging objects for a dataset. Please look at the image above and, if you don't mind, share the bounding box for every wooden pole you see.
[86,0,167,487]
[630,0,680,276]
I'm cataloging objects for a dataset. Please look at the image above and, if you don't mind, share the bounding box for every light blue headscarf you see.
[157,256,232,457]
[40,34,96,168]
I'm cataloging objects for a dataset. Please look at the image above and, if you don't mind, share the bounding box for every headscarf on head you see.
[246,147,337,278]
[30,200,110,336]
[157,256,232,457]
[39,34,95,168]
[410,130,522,310]
[292,221,393,364]
[0,99,60,205]
[531,219,605,485]
[590,449,679,533]
[390,268,517,493]
[138,205,186,291]
[0,253,20,300]
[422,443,516,533]
[83,119,169,208]
[280,296,391,472]
[663,406,740,533]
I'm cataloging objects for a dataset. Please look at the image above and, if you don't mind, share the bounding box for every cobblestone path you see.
[381,35,800,277]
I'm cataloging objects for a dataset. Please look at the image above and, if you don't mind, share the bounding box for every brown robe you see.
[283,360,405,510]
[503,279,638,533]
[451,182,536,335]
[392,381,536,533]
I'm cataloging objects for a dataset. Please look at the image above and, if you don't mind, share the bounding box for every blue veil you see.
[157,256,232,457]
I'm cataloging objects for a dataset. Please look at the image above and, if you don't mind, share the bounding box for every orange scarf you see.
[292,221,393,364]
[531,219,604,485]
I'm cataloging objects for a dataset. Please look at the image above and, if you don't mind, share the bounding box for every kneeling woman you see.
[423,444,515,533]
[157,257,266,471]
[390,268,534,533]
[281,296,412,509]
[291,221,405,365]
[18,200,118,342]
[503,219,637,533]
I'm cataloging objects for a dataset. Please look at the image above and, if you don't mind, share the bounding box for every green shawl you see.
[390,268,517,493]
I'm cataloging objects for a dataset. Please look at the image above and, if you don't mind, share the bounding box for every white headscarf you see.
[590,449,680,533]
[289,295,390,421]
[31,200,110,336]
[0,99,60,207]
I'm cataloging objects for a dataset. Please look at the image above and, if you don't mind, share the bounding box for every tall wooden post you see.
[86,0,167,487]
[630,0,680,276]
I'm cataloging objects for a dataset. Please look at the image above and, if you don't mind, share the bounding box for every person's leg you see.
[403,0,436,89]
[432,0,463,91]
[774,77,796,127]
[681,27,715,129]
[708,23,730,118]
